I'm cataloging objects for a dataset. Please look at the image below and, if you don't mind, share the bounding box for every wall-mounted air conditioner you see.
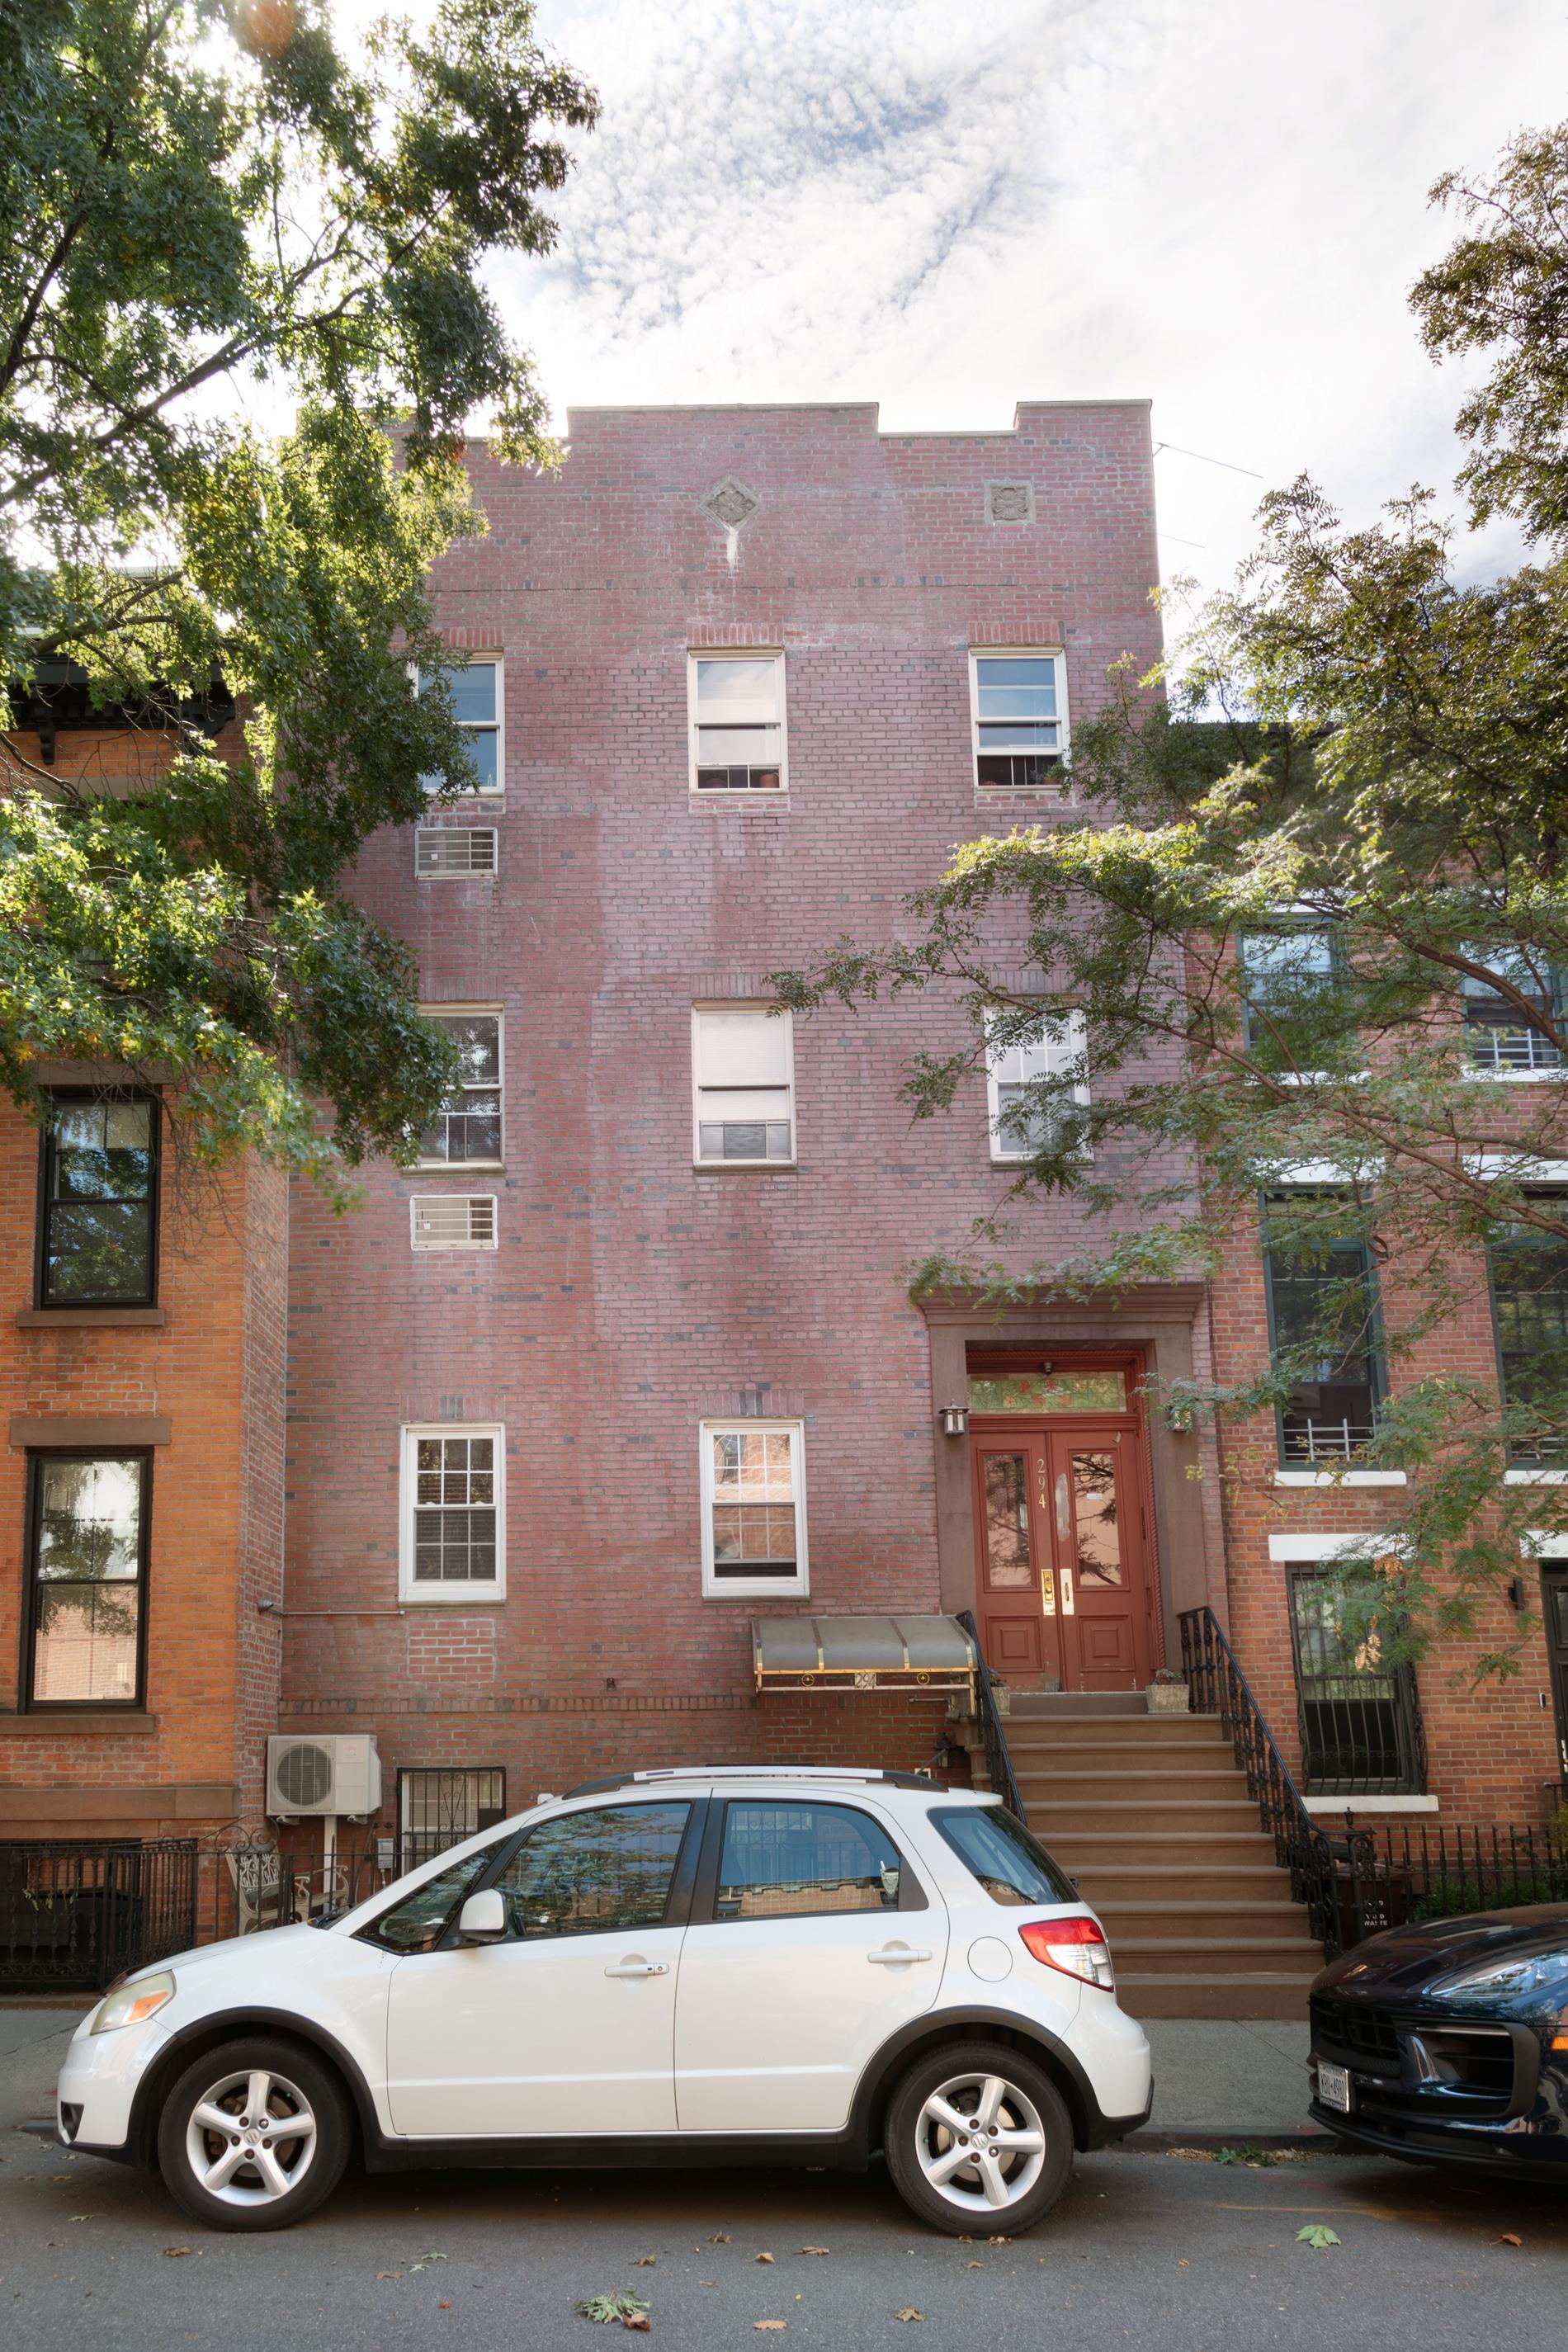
[266,1733,381,1820]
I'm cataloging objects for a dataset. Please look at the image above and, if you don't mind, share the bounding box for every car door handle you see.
[603,1959,669,1979]
[867,1945,932,1965]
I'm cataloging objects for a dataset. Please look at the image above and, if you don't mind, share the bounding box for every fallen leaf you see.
[579,2293,650,2326]
[798,2246,829,2257]
[69,2215,97,2222]
[635,2255,657,2267]
[754,2325,786,2335]
[1497,2234,1523,2247]
[376,2271,401,2281]
[754,2251,774,2264]
[163,2248,192,2259]
[700,2281,716,2288]
[437,2302,451,2311]
[408,2252,448,2274]
[895,2309,926,2324]
[1178,2259,1189,2268]
[707,2233,731,2246]
[622,2321,651,2335]
[963,2260,983,2269]
[987,2235,1011,2246]
[1296,2226,1341,2252]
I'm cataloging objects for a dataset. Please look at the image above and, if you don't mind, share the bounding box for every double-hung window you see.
[419,1010,503,1167]
[1489,1216,1568,1461]
[985,1008,1089,1161]
[692,1006,794,1164]
[399,1424,505,1602]
[970,652,1066,790]
[37,1092,158,1307]
[1263,1204,1383,1465]
[1460,945,1566,1074]
[699,1420,808,1597]
[25,1452,150,1708]
[1238,928,1344,1067]
[689,652,786,791]
[415,657,503,796]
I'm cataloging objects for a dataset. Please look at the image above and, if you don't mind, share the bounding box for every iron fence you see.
[956,1609,1025,1821]
[1329,1818,1568,1942]
[0,1839,196,1991]
[196,1823,396,1946]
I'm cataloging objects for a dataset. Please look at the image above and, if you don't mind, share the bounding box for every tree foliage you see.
[772,120,1568,1674]
[0,0,596,1186]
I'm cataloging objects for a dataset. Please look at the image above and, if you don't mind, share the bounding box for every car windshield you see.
[931,1804,1077,1906]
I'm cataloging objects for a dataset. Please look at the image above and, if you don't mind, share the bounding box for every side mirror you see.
[456,1887,508,1945]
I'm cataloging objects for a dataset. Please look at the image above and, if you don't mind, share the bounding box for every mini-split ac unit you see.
[266,1734,381,1820]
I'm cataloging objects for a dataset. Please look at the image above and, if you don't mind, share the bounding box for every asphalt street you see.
[3,2116,1566,2352]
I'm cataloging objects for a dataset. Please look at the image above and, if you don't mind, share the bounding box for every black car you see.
[1309,1904,1568,2180]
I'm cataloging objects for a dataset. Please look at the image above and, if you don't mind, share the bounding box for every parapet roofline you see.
[503,397,1154,439]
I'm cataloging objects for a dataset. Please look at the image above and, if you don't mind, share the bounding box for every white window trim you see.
[399,1422,506,1603]
[1303,1792,1438,1815]
[691,1003,796,1169]
[417,1004,504,1171]
[1268,1533,1410,1561]
[687,647,787,796]
[1504,1467,1568,1485]
[410,654,505,801]
[699,1417,809,1599]
[1273,1470,1408,1488]
[984,1005,1089,1164]
[968,646,1069,794]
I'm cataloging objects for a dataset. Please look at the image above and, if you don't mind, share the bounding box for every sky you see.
[475,0,1568,601]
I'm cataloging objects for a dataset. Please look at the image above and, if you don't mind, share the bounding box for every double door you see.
[972,1421,1155,1691]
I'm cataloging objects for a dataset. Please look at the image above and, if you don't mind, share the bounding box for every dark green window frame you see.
[1237,926,1348,1063]
[1487,1208,1568,1463]
[1261,1200,1385,1467]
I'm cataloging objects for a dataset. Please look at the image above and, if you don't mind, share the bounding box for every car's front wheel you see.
[884,2040,1074,2235]
[156,2036,350,2232]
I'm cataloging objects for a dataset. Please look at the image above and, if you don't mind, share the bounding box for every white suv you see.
[57,1768,1152,2235]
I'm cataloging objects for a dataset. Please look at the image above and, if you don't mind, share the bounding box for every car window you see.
[716,1801,903,1921]
[931,1804,1077,1906]
[361,1843,504,1953]
[494,1802,692,1940]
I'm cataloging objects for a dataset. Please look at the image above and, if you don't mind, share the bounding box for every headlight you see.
[90,1970,174,2034]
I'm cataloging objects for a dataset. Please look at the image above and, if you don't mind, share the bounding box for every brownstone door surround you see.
[922,1287,1221,1679]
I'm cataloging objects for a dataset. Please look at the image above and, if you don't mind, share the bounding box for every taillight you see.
[1019,1914,1114,1990]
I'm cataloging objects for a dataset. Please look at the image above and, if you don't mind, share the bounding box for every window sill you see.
[688,790,790,805]
[1461,1064,1567,1082]
[703,1585,810,1603]
[0,1710,158,1735]
[1504,1467,1568,1485]
[694,1160,796,1174]
[414,1162,505,1175]
[1273,1470,1407,1487]
[399,1589,507,1607]
[16,1306,165,1328]
[416,872,498,885]
[1302,1792,1438,1815]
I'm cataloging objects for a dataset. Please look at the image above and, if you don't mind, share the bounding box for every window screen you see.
[715,1802,903,1920]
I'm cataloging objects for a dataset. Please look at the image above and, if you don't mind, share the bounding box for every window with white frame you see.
[700,1420,808,1597]
[985,1008,1089,1160]
[689,651,786,791]
[399,1424,504,1601]
[414,656,503,796]
[692,1005,794,1164]
[970,651,1066,791]
[419,1010,503,1166]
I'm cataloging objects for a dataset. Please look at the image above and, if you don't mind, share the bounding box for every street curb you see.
[1123,2128,1334,2153]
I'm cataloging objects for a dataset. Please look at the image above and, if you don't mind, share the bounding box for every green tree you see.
[772,120,1568,1677]
[0,0,596,1188]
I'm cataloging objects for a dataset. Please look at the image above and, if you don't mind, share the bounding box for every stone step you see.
[1108,1934,1323,1966]
[1065,1869,1301,1906]
[1027,1800,1263,1834]
[1002,1706,1215,1736]
[1004,1730,1231,1759]
[1016,1769,1249,1802]
[1092,1901,1315,1939]
[1116,1973,1317,2022]
[1004,1692,1150,1717]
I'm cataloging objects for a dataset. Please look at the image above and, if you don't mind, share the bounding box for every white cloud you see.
[494,0,1568,597]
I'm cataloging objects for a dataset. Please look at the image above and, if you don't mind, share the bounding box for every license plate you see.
[1316,2060,1352,2113]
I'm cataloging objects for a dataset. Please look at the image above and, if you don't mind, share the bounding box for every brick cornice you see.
[9,1414,171,1447]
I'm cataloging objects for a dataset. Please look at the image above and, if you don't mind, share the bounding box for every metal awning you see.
[752,1613,978,1695]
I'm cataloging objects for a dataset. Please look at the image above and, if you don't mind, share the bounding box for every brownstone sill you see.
[0,1712,159,1735]
[16,1307,166,1328]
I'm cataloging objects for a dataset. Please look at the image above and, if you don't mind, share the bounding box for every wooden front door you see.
[970,1370,1157,1693]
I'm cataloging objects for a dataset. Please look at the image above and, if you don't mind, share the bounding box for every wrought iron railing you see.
[0,1839,197,1991]
[1178,1606,1341,1949]
[956,1609,1026,1820]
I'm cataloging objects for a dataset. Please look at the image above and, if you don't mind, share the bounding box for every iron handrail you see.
[1178,1605,1345,1952]
[956,1610,1026,1821]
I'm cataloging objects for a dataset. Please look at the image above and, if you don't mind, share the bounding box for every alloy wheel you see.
[184,2065,319,2208]
[912,2068,1048,2214]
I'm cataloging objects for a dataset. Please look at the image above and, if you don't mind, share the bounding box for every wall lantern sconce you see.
[939,1403,970,1438]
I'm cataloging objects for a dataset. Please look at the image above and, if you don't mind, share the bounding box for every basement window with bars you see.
[700,1419,808,1598]
[692,1005,794,1164]
[419,1009,503,1167]
[970,651,1066,791]
[689,651,786,791]
[416,826,498,878]
[399,1424,505,1601]
[409,1195,497,1250]
[398,1766,507,1869]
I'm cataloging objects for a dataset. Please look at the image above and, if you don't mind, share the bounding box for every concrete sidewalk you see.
[2,2002,1317,2146]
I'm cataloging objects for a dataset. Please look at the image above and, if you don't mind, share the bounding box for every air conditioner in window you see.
[266,1734,381,1820]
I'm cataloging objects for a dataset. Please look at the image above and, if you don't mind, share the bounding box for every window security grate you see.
[409,1195,497,1250]
[416,827,498,876]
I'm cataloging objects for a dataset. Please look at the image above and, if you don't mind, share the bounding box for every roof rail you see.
[564,1765,937,1799]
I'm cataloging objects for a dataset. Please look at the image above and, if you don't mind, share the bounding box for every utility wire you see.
[1152,440,1264,479]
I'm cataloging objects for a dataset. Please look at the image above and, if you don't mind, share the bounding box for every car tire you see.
[883,2039,1075,2236]
[156,2035,351,2233]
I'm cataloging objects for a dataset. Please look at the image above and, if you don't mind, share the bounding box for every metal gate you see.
[0,1840,198,1991]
